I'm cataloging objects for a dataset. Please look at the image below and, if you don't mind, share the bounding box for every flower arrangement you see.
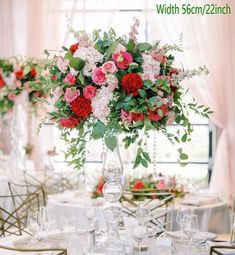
[128,173,185,201]
[91,174,184,201]
[0,58,46,116]
[91,176,106,199]
[37,19,211,170]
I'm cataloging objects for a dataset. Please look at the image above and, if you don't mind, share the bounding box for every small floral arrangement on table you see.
[128,173,185,201]
[0,58,46,116]
[91,176,106,199]
[35,18,211,170]
[91,173,184,201]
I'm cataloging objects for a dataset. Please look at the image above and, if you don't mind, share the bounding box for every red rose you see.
[121,73,143,96]
[148,105,169,121]
[51,74,57,80]
[30,68,37,77]
[0,75,6,89]
[15,69,24,79]
[170,68,179,76]
[71,96,92,118]
[131,112,145,122]
[59,115,79,128]
[69,42,79,52]
[170,84,177,93]
[97,182,105,194]
[133,181,145,190]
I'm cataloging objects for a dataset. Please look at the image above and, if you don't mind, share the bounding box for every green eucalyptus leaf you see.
[143,152,151,162]
[65,51,73,59]
[92,121,106,139]
[141,158,148,168]
[138,89,147,98]
[133,155,141,168]
[137,42,152,52]
[127,39,135,52]
[69,57,85,70]
[105,135,118,151]
[180,152,188,160]
[106,41,119,59]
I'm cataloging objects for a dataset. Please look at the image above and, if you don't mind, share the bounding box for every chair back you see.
[122,190,174,236]
[0,193,40,237]
[8,182,46,208]
[0,245,67,255]
[210,245,235,255]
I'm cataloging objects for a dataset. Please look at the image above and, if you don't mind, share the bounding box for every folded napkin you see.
[182,194,218,206]
[13,236,31,248]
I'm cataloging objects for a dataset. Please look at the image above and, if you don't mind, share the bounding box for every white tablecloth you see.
[47,190,231,234]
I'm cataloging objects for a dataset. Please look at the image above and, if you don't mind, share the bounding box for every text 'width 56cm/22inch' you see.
[156,3,231,16]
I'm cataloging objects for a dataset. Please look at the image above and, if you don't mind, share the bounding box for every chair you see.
[0,193,40,237]
[0,245,67,255]
[122,190,174,236]
[210,246,235,255]
[8,182,46,208]
[60,170,80,191]
[23,169,63,196]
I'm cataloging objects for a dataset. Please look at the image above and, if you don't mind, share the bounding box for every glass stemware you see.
[183,214,199,255]
[131,224,148,254]
[176,207,192,231]
[27,211,40,244]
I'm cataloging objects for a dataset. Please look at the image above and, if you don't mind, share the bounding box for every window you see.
[44,0,213,189]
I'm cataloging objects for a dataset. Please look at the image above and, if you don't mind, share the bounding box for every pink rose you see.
[112,51,133,69]
[102,61,118,74]
[64,73,76,85]
[64,87,80,103]
[121,110,132,122]
[92,67,107,85]
[83,85,96,100]
[156,180,166,190]
[8,93,16,101]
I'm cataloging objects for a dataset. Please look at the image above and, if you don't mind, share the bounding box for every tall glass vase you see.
[102,140,123,242]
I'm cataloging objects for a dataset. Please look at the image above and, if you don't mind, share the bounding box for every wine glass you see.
[183,214,199,255]
[176,207,192,231]
[131,224,148,254]
[27,211,40,244]
[38,206,49,240]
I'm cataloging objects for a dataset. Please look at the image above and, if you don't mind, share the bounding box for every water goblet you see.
[183,214,199,255]
[131,224,148,254]
[27,211,40,244]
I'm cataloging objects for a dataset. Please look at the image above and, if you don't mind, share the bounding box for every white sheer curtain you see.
[0,0,235,200]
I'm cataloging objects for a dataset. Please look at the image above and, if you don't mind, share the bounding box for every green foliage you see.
[69,57,85,70]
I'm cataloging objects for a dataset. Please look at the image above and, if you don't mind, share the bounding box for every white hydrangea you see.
[74,46,103,76]
[141,53,160,83]
[91,86,113,122]
[3,73,16,88]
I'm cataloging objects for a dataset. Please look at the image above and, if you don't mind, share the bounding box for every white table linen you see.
[47,190,231,234]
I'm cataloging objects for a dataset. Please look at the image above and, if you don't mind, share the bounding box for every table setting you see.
[0,4,235,255]
[0,203,232,255]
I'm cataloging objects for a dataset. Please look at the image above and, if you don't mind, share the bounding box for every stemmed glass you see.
[27,211,40,244]
[131,224,148,254]
[183,214,199,255]
[38,206,49,240]
[176,207,192,232]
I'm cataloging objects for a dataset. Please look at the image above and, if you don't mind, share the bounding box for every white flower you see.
[91,86,113,122]
[114,43,126,53]
[74,46,103,76]
[3,73,16,87]
[141,54,160,83]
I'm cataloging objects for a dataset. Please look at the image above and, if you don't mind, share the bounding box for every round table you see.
[47,190,231,234]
